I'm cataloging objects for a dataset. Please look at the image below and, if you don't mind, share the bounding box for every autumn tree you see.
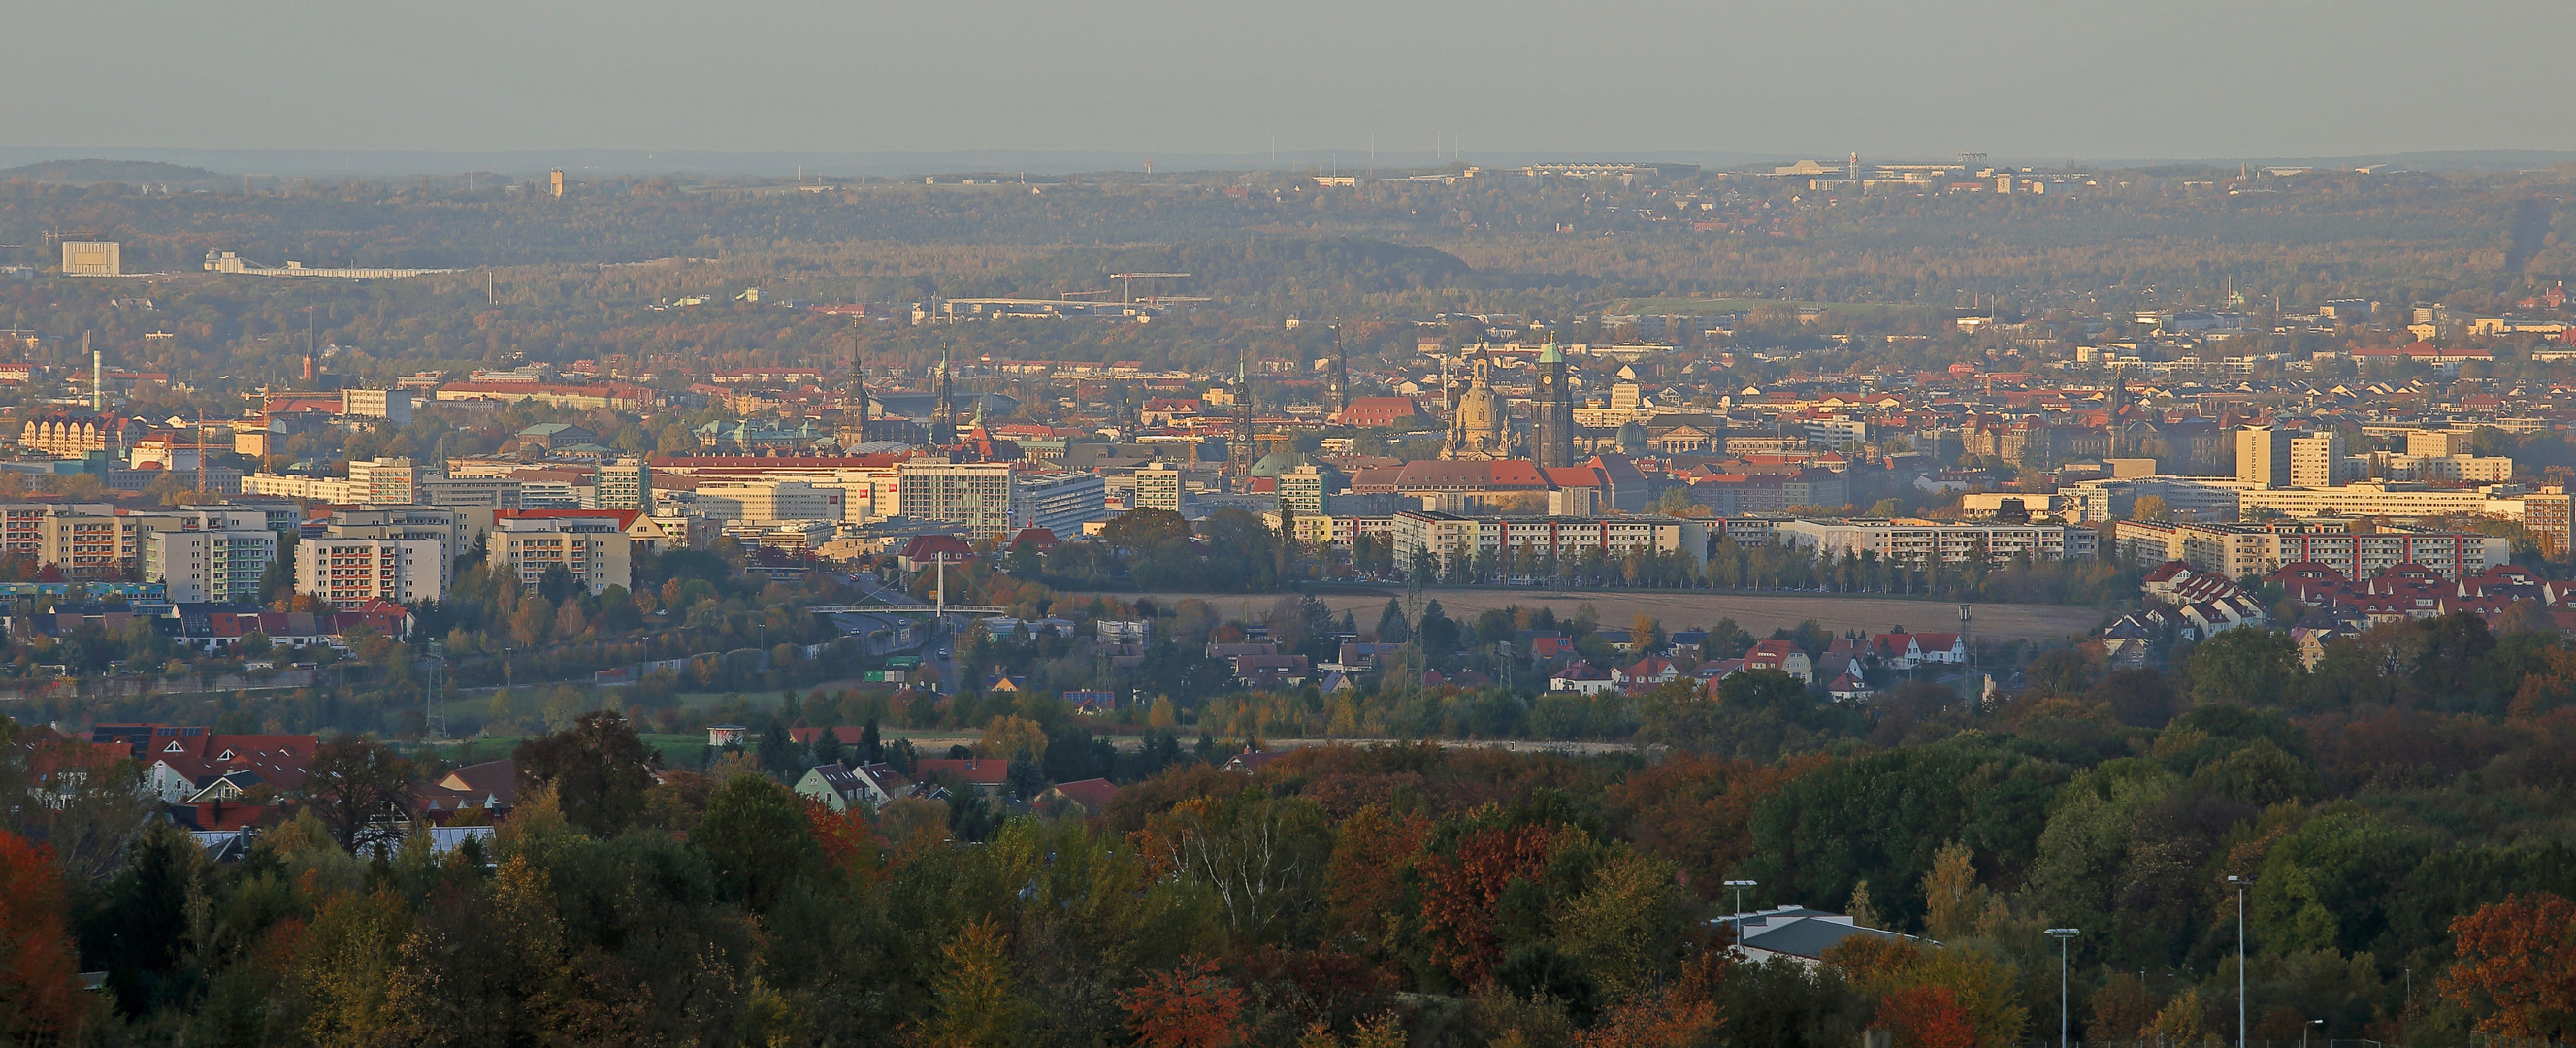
[306,736,415,853]
[1878,986,1977,1048]
[1123,957,1248,1048]
[2440,892,2576,1038]
[0,830,84,1043]
[912,919,1029,1048]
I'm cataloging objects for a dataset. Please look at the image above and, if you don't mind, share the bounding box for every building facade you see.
[1772,518,2096,566]
[296,537,444,608]
[146,524,277,605]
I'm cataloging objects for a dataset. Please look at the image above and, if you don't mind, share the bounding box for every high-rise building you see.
[1133,464,1184,512]
[2235,426,2292,489]
[1015,471,1108,538]
[60,241,120,277]
[2525,490,2573,559]
[347,458,419,504]
[146,518,277,605]
[596,458,651,511]
[296,536,443,608]
[899,460,1016,539]
[2290,431,2346,488]
[1277,465,1330,515]
[1533,342,1576,469]
[490,512,633,594]
[694,480,844,524]
[321,508,467,592]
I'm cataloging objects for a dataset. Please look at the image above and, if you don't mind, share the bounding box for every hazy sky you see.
[14,0,2574,162]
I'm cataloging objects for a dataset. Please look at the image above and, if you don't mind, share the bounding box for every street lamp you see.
[1723,879,1758,945]
[2045,929,2080,1048]
[2228,875,2254,1048]
[2303,1019,2323,1048]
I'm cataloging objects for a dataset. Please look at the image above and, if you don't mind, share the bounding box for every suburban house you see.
[1742,639,1814,683]
[1037,777,1120,816]
[912,758,1010,797]
[796,761,919,811]
[1550,662,1616,695]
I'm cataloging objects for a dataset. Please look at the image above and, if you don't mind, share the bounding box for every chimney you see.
[90,337,102,413]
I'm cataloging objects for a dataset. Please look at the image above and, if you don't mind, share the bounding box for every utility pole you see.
[1723,880,1757,947]
[2229,875,2253,1048]
[2046,929,2080,1048]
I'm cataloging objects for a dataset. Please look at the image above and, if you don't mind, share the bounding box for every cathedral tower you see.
[1534,341,1574,468]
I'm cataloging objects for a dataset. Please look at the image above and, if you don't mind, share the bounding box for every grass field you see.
[1119,587,2105,643]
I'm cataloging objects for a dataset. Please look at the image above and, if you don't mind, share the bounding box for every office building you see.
[1390,511,1712,572]
[60,241,120,277]
[693,480,844,524]
[417,476,523,509]
[1016,471,1109,538]
[296,536,444,608]
[341,389,414,425]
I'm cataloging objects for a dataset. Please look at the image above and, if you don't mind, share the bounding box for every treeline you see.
[17,603,2576,1045]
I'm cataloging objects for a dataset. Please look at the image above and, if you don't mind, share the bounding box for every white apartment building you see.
[898,461,1017,540]
[321,508,469,592]
[145,517,277,605]
[2234,482,2527,521]
[694,480,846,524]
[239,457,418,505]
[296,537,444,608]
[417,476,523,509]
[2235,426,2292,489]
[342,389,414,425]
[489,513,634,595]
[2290,432,2346,488]
[1390,511,1711,572]
[1133,464,1184,512]
[595,458,651,511]
[1772,518,2096,566]
[2112,517,2508,580]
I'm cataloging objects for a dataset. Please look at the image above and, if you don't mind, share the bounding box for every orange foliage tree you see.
[1418,822,1571,985]
[2439,892,2576,1037]
[1604,755,1807,900]
[0,830,85,1043]
[1122,957,1248,1048]
[1879,985,1977,1048]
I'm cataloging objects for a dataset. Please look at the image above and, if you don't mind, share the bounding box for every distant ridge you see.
[0,158,229,185]
[0,146,2569,181]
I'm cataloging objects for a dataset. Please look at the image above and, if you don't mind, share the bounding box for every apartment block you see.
[296,537,443,608]
[2290,431,2346,488]
[897,461,1017,540]
[341,389,414,425]
[490,512,634,595]
[595,458,651,511]
[2235,426,2293,489]
[320,508,468,592]
[1133,464,1184,512]
[1015,471,1108,539]
[1390,511,1711,572]
[145,522,277,605]
[2111,517,2508,580]
[1774,517,2095,567]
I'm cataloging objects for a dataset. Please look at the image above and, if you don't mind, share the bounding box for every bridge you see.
[204,250,454,280]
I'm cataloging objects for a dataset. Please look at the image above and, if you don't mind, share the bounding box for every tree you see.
[1374,599,1411,643]
[1123,957,1247,1048]
[2130,495,2170,521]
[1879,985,1976,1048]
[913,919,1030,1048]
[2188,628,2301,707]
[1103,508,1191,551]
[514,710,662,836]
[0,830,84,1043]
[2441,892,2576,1037]
[697,774,824,912]
[307,735,414,853]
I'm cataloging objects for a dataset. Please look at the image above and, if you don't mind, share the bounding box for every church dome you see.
[1455,384,1505,437]
[1617,420,1649,453]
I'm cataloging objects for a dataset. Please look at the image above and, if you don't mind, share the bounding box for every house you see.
[897,534,974,572]
[138,733,319,804]
[1716,905,1928,967]
[416,758,517,823]
[1825,673,1875,702]
[1222,748,1291,775]
[1909,633,1969,665]
[1742,639,1814,683]
[912,758,1010,796]
[705,724,749,747]
[1616,656,1679,686]
[1235,654,1314,689]
[1063,690,1116,715]
[1550,662,1616,695]
[796,761,918,812]
[1037,777,1120,816]
[1868,633,1923,670]
[1593,628,1638,653]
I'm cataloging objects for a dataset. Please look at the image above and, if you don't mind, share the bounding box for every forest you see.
[12,606,2576,1046]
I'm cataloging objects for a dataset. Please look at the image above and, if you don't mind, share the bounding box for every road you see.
[842,569,960,692]
[1109,586,2105,643]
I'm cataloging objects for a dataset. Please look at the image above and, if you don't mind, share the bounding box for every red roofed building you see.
[898,534,974,572]
[1334,397,1428,428]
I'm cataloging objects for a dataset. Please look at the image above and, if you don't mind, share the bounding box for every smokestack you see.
[88,333,100,413]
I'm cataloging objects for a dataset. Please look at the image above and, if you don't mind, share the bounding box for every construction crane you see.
[1110,272,1190,305]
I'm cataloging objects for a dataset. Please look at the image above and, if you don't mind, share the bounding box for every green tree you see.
[513,710,662,836]
[696,774,824,912]
[2187,628,2302,707]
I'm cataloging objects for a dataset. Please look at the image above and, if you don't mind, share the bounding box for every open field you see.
[1119,587,2107,643]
